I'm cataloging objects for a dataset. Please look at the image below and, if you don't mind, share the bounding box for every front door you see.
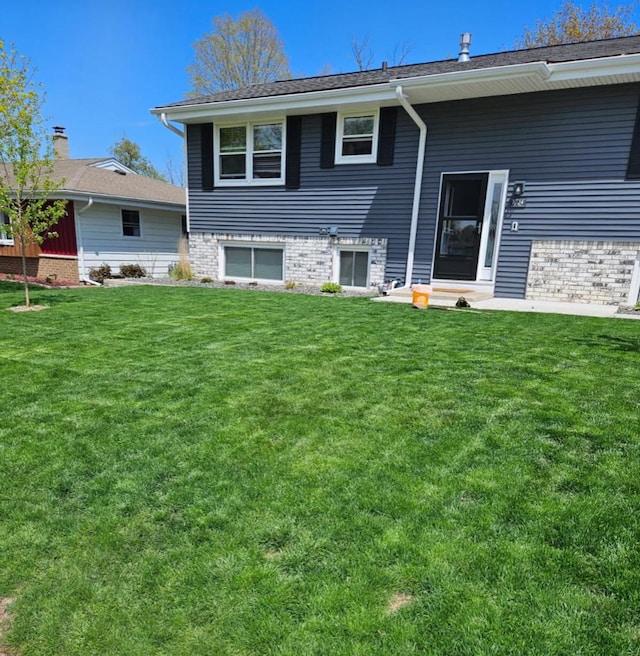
[433,173,488,280]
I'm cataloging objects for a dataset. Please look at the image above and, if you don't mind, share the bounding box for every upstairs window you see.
[122,209,141,237]
[335,111,379,164]
[0,212,13,245]
[216,121,285,185]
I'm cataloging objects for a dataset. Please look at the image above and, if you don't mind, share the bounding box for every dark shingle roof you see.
[158,35,640,109]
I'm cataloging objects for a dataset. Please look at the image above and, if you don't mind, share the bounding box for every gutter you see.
[395,85,427,287]
[75,197,100,286]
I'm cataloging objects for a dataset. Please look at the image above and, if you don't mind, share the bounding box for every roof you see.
[12,159,185,207]
[156,35,640,109]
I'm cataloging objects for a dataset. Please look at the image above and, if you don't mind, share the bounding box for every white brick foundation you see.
[190,232,387,288]
[526,240,640,306]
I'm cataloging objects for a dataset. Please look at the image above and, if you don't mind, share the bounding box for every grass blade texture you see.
[0,282,639,655]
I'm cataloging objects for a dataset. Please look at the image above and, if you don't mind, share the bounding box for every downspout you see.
[159,112,185,138]
[158,112,189,233]
[75,197,100,286]
[395,85,427,287]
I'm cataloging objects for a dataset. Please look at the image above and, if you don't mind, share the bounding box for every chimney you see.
[52,126,69,159]
[458,33,471,62]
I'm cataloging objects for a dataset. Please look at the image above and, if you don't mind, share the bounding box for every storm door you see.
[433,173,488,281]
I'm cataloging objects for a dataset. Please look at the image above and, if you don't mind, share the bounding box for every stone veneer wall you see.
[526,240,640,305]
[190,233,387,288]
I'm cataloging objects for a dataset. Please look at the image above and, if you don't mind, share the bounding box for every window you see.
[224,245,283,281]
[339,250,370,287]
[335,111,379,164]
[216,121,284,185]
[122,209,141,237]
[0,212,13,245]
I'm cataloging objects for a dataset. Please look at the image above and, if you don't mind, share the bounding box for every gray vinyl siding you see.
[186,83,640,294]
[187,113,418,281]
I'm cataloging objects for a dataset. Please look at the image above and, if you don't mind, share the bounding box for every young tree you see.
[187,9,291,95]
[110,138,167,181]
[0,40,66,308]
[517,1,638,48]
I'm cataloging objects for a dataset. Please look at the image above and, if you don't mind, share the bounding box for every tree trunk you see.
[19,233,30,308]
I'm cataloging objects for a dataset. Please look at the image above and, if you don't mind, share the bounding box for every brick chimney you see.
[52,126,69,159]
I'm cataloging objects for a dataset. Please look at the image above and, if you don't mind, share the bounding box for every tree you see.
[517,1,638,48]
[351,35,413,71]
[0,40,67,308]
[110,138,166,181]
[187,9,291,95]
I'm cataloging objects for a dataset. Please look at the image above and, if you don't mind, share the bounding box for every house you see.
[0,128,186,283]
[152,35,640,306]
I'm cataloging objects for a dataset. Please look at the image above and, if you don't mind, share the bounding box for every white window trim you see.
[214,121,286,187]
[335,109,379,165]
[0,212,14,246]
[219,241,286,282]
[334,245,372,288]
[121,208,143,239]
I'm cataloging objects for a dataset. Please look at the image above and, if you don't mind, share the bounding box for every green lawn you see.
[1,282,639,655]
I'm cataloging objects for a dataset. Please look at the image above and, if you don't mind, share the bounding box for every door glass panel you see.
[339,251,354,285]
[484,182,503,268]
[446,179,483,216]
[439,219,478,257]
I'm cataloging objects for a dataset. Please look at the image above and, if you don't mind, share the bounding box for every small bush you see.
[89,263,112,283]
[200,277,214,284]
[321,282,342,294]
[285,280,297,290]
[224,280,236,285]
[120,264,146,278]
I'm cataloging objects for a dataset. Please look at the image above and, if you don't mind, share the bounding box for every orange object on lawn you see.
[412,284,432,309]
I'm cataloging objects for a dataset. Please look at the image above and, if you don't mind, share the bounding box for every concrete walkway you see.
[373,293,639,319]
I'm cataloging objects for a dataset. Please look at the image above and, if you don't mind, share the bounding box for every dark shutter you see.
[377,106,397,166]
[285,115,302,189]
[201,123,214,190]
[627,97,640,179]
[320,112,337,169]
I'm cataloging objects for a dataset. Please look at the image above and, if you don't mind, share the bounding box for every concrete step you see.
[386,286,493,302]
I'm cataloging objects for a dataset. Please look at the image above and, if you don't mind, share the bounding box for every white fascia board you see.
[392,61,552,91]
[152,85,398,122]
[545,52,640,81]
[51,192,186,212]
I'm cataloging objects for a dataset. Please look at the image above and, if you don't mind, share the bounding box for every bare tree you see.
[351,35,413,71]
[517,1,638,48]
[187,9,291,95]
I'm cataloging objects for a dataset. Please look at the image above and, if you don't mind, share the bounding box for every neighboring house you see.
[152,35,640,306]
[0,129,186,283]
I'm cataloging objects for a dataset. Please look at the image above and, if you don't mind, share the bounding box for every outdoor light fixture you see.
[512,181,525,197]
[328,226,339,237]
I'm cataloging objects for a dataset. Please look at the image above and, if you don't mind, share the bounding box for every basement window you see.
[122,209,141,237]
[338,249,370,287]
[224,245,284,281]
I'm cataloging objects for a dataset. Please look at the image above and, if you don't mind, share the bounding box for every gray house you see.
[153,35,640,306]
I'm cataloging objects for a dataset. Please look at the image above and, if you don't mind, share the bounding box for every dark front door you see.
[433,173,488,281]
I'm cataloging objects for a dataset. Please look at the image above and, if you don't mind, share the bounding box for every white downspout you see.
[75,196,100,285]
[159,112,185,138]
[395,85,427,287]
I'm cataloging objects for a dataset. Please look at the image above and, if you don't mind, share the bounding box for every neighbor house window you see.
[0,212,13,245]
[335,111,379,164]
[338,249,370,287]
[224,245,284,281]
[216,121,285,185]
[122,209,141,237]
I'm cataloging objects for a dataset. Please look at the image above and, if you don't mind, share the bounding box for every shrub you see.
[120,264,147,278]
[200,277,214,284]
[285,280,297,290]
[321,282,342,294]
[89,263,112,283]
[169,238,194,281]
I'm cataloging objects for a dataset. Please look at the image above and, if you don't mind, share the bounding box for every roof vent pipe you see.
[382,61,388,71]
[458,33,471,62]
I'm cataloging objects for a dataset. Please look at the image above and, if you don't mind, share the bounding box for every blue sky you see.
[3,0,636,181]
